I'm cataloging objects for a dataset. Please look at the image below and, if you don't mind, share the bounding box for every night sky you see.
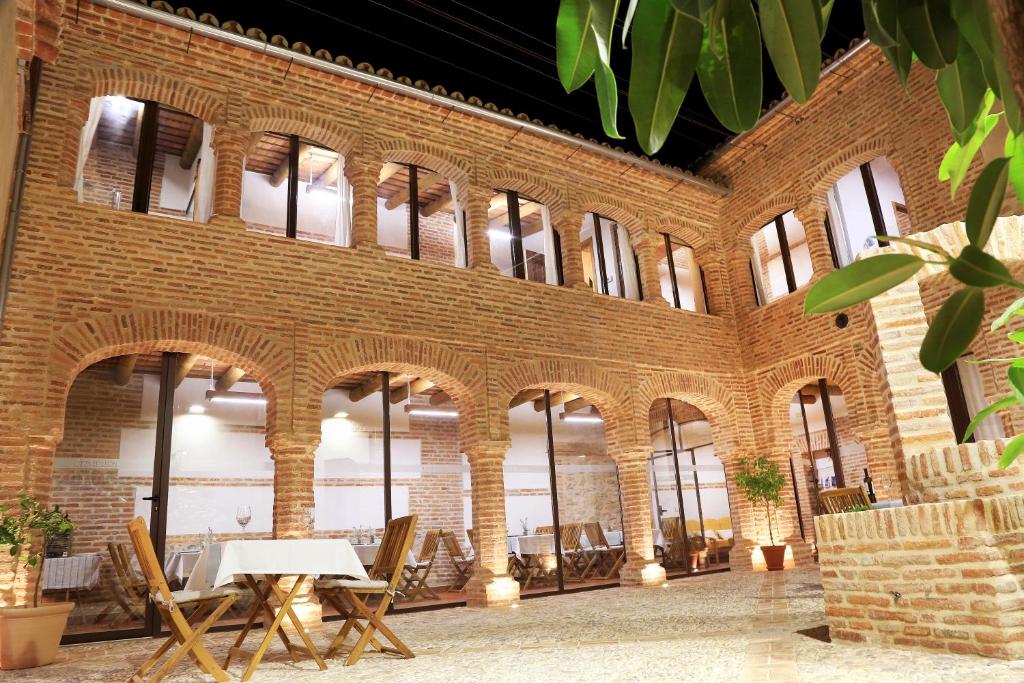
[184,0,866,170]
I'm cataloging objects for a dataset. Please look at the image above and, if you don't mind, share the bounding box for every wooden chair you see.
[583,522,624,578]
[534,524,554,534]
[557,523,587,582]
[660,517,687,567]
[441,531,473,590]
[316,514,418,666]
[125,517,241,683]
[400,528,441,601]
[819,486,871,514]
[106,541,147,625]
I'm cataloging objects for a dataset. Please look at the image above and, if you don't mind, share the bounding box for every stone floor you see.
[8,569,1024,682]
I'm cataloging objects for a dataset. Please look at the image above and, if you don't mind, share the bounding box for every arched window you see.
[376,163,466,267]
[580,213,642,300]
[75,96,214,221]
[825,157,907,267]
[749,210,812,305]
[657,234,708,313]
[241,132,351,246]
[488,190,562,284]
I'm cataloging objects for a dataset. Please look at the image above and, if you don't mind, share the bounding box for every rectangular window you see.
[750,211,812,305]
[657,234,707,313]
[580,213,642,301]
[487,190,562,284]
[377,164,464,267]
[826,157,906,267]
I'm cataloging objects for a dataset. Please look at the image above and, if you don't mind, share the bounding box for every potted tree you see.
[0,493,75,670]
[735,457,787,571]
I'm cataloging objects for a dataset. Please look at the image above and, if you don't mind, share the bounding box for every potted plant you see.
[735,456,787,571]
[0,493,75,670]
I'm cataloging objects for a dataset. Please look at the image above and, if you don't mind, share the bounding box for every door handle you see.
[142,495,160,502]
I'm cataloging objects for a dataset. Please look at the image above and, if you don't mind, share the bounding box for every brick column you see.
[635,233,669,305]
[212,127,249,219]
[466,185,497,272]
[345,157,381,250]
[269,432,320,625]
[554,212,589,290]
[614,450,667,586]
[866,279,956,470]
[794,205,837,276]
[464,441,519,606]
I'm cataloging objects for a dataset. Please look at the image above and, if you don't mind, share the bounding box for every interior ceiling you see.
[184,0,866,170]
[97,353,257,384]
[330,371,447,400]
[95,99,197,157]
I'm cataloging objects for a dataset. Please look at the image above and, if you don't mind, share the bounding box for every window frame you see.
[750,211,804,306]
[587,213,643,301]
[825,160,899,268]
[494,189,564,284]
[387,163,465,264]
[660,233,708,313]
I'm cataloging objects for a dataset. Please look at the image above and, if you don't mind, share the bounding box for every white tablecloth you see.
[652,529,666,548]
[164,550,202,584]
[352,543,416,567]
[185,540,369,590]
[507,534,555,558]
[42,553,101,591]
[580,530,624,548]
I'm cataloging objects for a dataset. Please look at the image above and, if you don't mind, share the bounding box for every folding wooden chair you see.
[105,541,147,625]
[400,528,441,601]
[125,517,241,683]
[660,517,687,568]
[583,522,625,579]
[558,523,587,582]
[440,530,473,590]
[316,514,418,666]
[819,486,872,514]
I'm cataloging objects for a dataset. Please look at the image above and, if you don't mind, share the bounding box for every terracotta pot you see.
[0,602,74,670]
[760,545,787,571]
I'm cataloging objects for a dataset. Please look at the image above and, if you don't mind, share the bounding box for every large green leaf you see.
[949,244,1014,287]
[920,287,985,373]
[938,92,1000,198]
[1006,131,1024,204]
[1008,366,1024,404]
[628,0,702,153]
[965,157,1010,249]
[936,36,987,145]
[556,0,598,92]
[590,0,625,139]
[961,395,1017,442]
[861,0,897,48]
[900,0,958,70]
[803,254,924,314]
[621,0,639,46]
[951,0,997,86]
[696,0,762,133]
[999,433,1024,468]
[992,295,1024,331]
[759,0,822,104]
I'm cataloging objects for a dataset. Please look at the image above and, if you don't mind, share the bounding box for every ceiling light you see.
[205,390,267,405]
[560,413,603,423]
[404,406,459,418]
[333,410,349,419]
[188,404,205,414]
[488,229,512,241]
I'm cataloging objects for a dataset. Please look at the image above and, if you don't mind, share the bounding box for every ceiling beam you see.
[312,157,341,189]
[429,391,452,406]
[385,172,444,210]
[562,396,591,413]
[112,355,138,386]
[379,162,402,184]
[349,374,383,402]
[534,392,577,412]
[173,353,199,387]
[131,107,144,158]
[420,192,453,217]
[179,118,203,169]
[270,142,311,188]
[390,378,435,404]
[215,366,246,391]
[509,389,544,409]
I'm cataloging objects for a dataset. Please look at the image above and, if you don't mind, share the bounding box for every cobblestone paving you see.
[7,569,1024,682]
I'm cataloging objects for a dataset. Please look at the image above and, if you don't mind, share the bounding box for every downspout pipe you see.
[0,57,42,330]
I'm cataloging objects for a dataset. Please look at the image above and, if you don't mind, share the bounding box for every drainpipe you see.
[0,57,42,330]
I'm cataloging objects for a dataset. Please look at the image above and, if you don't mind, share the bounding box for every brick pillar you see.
[554,212,589,290]
[614,450,667,586]
[635,233,669,305]
[212,127,248,219]
[866,279,956,472]
[794,205,837,276]
[464,441,519,607]
[466,185,497,273]
[269,432,320,625]
[345,157,380,250]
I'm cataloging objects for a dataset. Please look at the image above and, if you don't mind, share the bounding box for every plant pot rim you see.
[759,544,788,549]
[0,602,75,618]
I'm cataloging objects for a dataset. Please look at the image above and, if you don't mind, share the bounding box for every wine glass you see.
[303,507,315,535]
[235,505,252,538]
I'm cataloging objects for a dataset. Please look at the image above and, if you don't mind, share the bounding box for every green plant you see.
[556,2,1024,460]
[0,493,74,608]
[844,503,871,513]
[734,456,786,545]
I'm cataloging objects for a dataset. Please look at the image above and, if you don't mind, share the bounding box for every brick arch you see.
[244,104,358,158]
[482,167,566,219]
[733,194,803,251]
[634,371,743,455]
[306,335,488,446]
[374,139,471,199]
[651,214,709,250]
[575,192,645,243]
[82,66,225,124]
[47,310,292,439]
[804,139,897,215]
[491,358,633,454]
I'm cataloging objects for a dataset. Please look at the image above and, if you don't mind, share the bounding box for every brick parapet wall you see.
[904,440,1024,504]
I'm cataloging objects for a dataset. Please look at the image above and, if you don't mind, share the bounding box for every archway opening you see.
[318,370,471,610]
[647,398,733,578]
[503,389,625,596]
[377,163,466,267]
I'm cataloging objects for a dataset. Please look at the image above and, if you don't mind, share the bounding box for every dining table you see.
[185,539,367,682]
[507,534,556,588]
[42,552,102,593]
[351,542,417,568]
[163,548,202,586]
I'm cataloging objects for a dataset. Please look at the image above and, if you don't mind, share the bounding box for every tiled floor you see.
[8,569,1024,682]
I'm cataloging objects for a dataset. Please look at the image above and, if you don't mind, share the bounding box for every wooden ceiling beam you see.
[173,353,199,387]
[348,374,383,402]
[312,158,341,189]
[562,396,591,413]
[509,389,544,409]
[215,366,246,391]
[270,142,311,188]
[379,162,402,184]
[534,392,577,411]
[429,391,452,406]
[131,107,144,158]
[385,172,444,210]
[112,354,138,386]
[179,118,203,169]
[390,378,435,404]
[420,192,453,217]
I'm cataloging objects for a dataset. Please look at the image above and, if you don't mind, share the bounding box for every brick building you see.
[1,0,1021,648]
